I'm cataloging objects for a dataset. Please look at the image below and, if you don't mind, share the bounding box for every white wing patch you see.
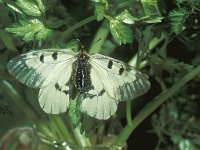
[89,54,150,101]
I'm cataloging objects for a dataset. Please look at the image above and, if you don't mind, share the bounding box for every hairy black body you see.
[71,51,91,92]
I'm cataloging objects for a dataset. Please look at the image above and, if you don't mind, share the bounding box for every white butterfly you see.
[7,49,150,120]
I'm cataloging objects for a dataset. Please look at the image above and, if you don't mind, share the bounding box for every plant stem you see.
[89,21,109,54]
[129,32,166,67]
[113,65,200,146]
[125,32,166,131]
[60,15,96,42]
[126,101,132,126]
[48,115,75,143]
[0,80,38,122]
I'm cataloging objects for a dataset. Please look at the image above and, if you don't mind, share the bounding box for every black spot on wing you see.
[55,83,62,91]
[52,52,58,60]
[119,66,124,75]
[107,60,113,69]
[84,89,105,99]
[40,54,44,63]
[63,90,69,96]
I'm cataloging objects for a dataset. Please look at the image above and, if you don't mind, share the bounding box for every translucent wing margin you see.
[89,54,150,101]
[7,49,76,88]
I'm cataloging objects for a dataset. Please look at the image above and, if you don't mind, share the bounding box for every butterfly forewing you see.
[90,54,150,101]
[7,49,77,88]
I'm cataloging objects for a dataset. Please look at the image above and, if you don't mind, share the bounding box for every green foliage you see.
[15,0,45,16]
[150,54,193,77]
[110,19,133,45]
[141,0,160,15]
[94,2,107,21]
[68,98,82,128]
[5,19,53,41]
[152,91,200,150]
[116,9,138,25]
[169,9,188,34]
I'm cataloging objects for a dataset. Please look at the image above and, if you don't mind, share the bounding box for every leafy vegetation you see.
[0,0,200,149]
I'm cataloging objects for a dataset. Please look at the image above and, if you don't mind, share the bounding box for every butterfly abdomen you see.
[71,51,91,92]
[75,63,91,91]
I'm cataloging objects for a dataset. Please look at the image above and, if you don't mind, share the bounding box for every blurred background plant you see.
[0,0,200,149]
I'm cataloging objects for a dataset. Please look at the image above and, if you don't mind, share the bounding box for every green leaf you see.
[141,0,161,15]
[68,98,82,128]
[36,0,46,13]
[5,19,53,41]
[94,3,106,21]
[16,0,45,16]
[150,54,193,77]
[178,139,195,150]
[6,4,23,14]
[110,19,133,45]
[169,9,188,34]
[0,30,17,53]
[116,9,138,24]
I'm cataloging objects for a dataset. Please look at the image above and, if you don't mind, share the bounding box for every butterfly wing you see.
[80,68,118,120]
[89,54,150,101]
[39,83,70,114]
[7,49,77,114]
[7,49,76,88]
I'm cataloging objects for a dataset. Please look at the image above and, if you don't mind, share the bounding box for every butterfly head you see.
[77,50,89,63]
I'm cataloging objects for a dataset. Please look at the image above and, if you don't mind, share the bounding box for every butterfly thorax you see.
[72,51,91,92]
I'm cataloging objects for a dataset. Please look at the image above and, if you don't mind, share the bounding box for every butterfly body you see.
[72,51,91,92]
[7,49,150,120]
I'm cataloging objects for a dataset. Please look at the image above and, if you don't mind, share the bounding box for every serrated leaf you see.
[116,9,138,24]
[6,4,23,14]
[110,19,133,45]
[68,99,82,128]
[150,54,193,77]
[36,0,46,13]
[169,9,187,34]
[5,19,53,41]
[16,0,45,16]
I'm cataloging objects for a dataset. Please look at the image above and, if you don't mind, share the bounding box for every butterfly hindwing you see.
[39,83,70,114]
[7,49,76,88]
[80,69,118,120]
[90,54,150,101]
